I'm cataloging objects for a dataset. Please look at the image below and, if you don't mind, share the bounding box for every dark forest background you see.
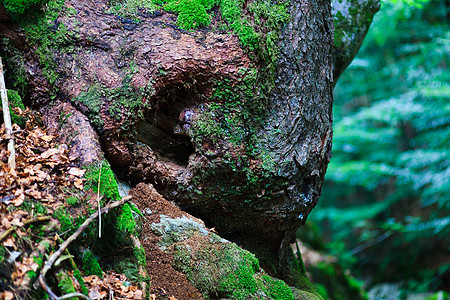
[302,0,449,298]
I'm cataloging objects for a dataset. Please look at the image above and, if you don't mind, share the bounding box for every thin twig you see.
[0,56,15,169]
[39,274,59,299]
[0,216,51,242]
[59,292,90,300]
[37,196,132,299]
[350,231,392,255]
[97,161,103,238]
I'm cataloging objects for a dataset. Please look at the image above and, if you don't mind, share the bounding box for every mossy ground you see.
[1,0,49,17]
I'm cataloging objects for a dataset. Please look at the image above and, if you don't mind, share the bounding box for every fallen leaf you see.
[134,290,143,299]
[68,167,86,177]
[10,217,23,227]
[74,178,84,190]
[39,135,54,142]
[2,217,11,229]
[88,287,103,300]
[3,291,14,300]
[12,192,24,207]
[22,257,39,272]
[40,148,59,159]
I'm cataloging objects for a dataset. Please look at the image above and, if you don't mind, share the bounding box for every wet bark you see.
[0,0,377,289]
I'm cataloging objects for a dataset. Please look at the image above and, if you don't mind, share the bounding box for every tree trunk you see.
[0,0,378,289]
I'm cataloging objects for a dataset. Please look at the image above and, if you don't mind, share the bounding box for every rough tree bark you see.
[0,0,379,290]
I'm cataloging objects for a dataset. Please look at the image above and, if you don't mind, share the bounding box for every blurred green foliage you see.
[1,0,48,17]
[310,0,449,296]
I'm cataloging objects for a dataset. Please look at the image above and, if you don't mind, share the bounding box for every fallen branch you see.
[0,56,15,169]
[37,195,132,299]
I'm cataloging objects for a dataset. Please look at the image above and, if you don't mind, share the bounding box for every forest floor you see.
[0,109,201,299]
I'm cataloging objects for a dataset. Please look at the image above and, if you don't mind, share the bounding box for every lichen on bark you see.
[332,0,380,81]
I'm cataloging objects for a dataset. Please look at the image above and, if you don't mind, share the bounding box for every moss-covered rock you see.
[151,214,320,299]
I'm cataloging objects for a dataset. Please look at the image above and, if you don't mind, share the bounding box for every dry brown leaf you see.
[40,148,59,159]
[45,194,55,203]
[3,236,15,248]
[3,290,14,300]
[88,287,103,300]
[68,167,86,177]
[133,290,143,299]
[39,135,54,142]
[74,178,84,190]
[1,217,11,229]
[129,286,137,292]
[26,189,42,199]
[22,257,39,272]
[10,217,23,227]
[15,261,30,279]
[12,192,24,206]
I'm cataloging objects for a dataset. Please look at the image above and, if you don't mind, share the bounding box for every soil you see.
[130,183,204,300]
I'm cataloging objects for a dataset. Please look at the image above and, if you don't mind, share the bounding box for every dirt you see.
[130,183,204,300]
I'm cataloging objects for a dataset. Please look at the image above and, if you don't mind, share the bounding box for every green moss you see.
[190,68,267,154]
[218,250,261,298]
[165,0,213,29]
[1,0,49,17]
[21,199,48,215]
[173,244,192,276]
[75,68,150,133]
[107,0,156,19]
[262,275,295,300]
[0,245,5,263]
[73,86,105,131]
[84,160,120,201]
[56,271,76,294]
[73,268,89,295]
[6,89,25,110]
[134,246,147,268]
[5,90,26,127]
[82,250,103,278]
[107,70,152,132]
[117,203,137,233]
[54,208,74,233]
[170,229,295,299]
[0,38,28,97]
[66,196,78,206]
[17,0,74,96]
